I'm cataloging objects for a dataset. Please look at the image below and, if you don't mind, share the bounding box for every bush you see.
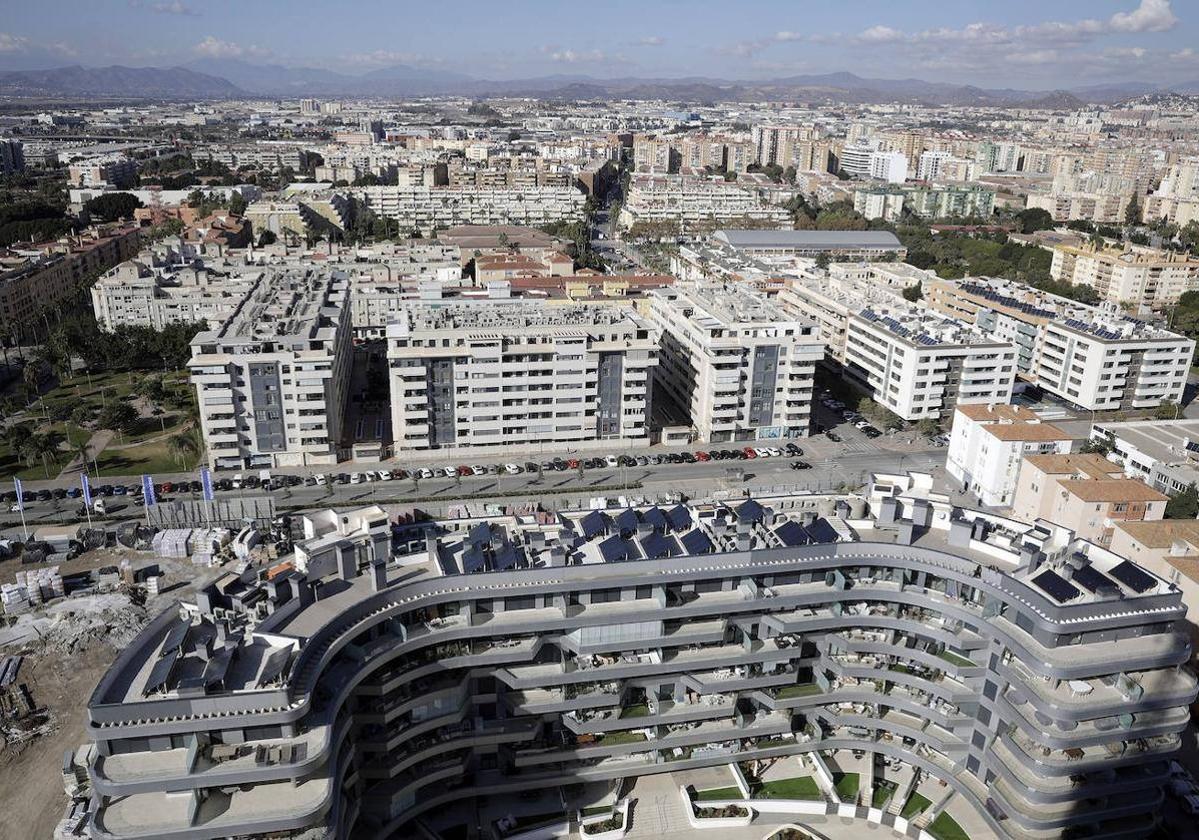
[85,193,143,222]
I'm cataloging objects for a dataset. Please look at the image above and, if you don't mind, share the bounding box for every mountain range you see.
[2,62,1199,107]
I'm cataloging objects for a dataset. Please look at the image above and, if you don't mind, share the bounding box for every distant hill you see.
[0,61,1194,107]
[0,64,241,98]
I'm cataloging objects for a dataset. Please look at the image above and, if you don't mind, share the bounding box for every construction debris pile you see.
[1,568,65,616]
[38,595,150,656]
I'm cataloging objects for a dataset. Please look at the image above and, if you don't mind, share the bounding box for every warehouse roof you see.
[714,229,904,250]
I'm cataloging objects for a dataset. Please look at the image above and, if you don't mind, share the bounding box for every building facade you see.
[947,404,1073,508]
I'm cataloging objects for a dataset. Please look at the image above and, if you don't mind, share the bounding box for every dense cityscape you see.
[4,1,1199,839]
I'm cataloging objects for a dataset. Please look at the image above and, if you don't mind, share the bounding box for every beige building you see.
[1110,519,1199,650]
[1012,453,1167,545]
[1050,241,1199,308]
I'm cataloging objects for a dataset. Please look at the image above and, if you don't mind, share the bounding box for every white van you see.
[231,473,244,490]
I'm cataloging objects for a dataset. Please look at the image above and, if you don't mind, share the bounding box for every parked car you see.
[605,455,620,468]
[862,426,882,438]
[504,463,522,475]
[742,447,758,459]
[790,460,812,470]
[350,473,364,484]
[825,431,842,442]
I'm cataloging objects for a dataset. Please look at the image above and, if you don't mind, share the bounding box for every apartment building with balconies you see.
[844,304,1016,422]
[646,283,822,442]
[618,175,791,233]
[947,404,1073,508]
[188,270,352,469]
[357,184,586,237]
[1050,241,1199,309]
[926,277,1194,411]
[77,475,1197,840]
[386,300,657,451]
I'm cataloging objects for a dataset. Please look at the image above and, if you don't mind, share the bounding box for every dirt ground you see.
[0,640,116,839]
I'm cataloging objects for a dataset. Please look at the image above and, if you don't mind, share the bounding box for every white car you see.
[315,473,328,485]
[9,503,20,513]
[441,467,456,478]
[754,447,771,458]
[417,468,434,479]
[767,447,782,457]
[504,463,522,474]
[350,473,364,485]
[471,465,487,476]
[605,455,620,468]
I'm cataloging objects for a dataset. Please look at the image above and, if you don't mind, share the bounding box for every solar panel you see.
[641,531,678,559]
[468,522,492,546]
[493,546,521,571]
[613,508,638,535]
[598,534,632,562]
[806,518,842,544]
[1109,560,1155,593]
[579,510,607,540]
[774,520,810,547]
[143,648,178,696]
[1072,564,1116,594]
[202,647,233,688]
[462,548,486,573]
[666,505,691,532]
[737,499,765,524]
[680,529,713,555]
[640,506,668,532]
[160,619,190,656]
[258,646,292,687]
[1032,569,1081,603]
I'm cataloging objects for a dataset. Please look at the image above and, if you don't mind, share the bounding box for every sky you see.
[1,0,1197,89]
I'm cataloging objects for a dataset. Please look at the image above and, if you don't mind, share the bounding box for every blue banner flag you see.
[12,478,23,513]
[141,474,157,507]
[81,473,93,507]
[200,467,214,502]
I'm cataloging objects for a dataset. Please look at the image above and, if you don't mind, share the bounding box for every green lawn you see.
[927,811,970,840]
[833,772,860,801]
[775,683,822,699]
[95,437,200,477]
[756,776,822,800]
[693,786,742,801]
[599,730,647,746]
[620,703,650,718]
[937,650,975,668]
[900,792,932,820]
[872,780,898,808]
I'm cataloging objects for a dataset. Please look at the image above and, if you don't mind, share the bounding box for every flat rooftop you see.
[714,229,904,250]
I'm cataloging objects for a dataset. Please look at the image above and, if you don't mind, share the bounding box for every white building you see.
[853,188,905,222]
[387,301,657,451]
[917,150,951,181]
[869,150,908,184]
[946,403,1072,507]
[358,185,585,237]
[618,175,790,232]
[189,271,352,469]
[646,284,823,442]
[845,305,1017,421]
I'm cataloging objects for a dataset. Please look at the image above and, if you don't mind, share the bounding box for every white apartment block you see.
[1037,315,1193,411]
[189,272,352,469]
[358,185,585,237]
[869,150,908,184]
[838,143,876,177]
[853,189,905,222]
[69,155,138,188]
[91,253,264,331]
[646,284,822,442]
[1050,242,1199,308]
[927,277,1194,410]
[618,175,790,232]
[905,186,995,219]
[1025,191,1129,223]
[845,305,1017,421]
[917,150,951,181]
[946,403,1072,507]
[387,301,657,451]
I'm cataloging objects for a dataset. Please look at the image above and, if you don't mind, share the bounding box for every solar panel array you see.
[1032,569,1081,603]
[1109,560,1156,594]
[1071,564,1118,595]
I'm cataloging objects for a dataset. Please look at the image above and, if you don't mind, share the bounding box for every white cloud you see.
[192,36,272,60]
[773,31,804,43]
[637,36,665,47]
[856,25,905,44]
[0,32,30,53]
[549,48,607,64]
[129,0,200,15]
[1109,0,1177,33]
[343,49,426,67]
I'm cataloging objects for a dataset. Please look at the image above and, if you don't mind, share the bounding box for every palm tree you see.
[21,362,41,406]
[167,433,198,469]
[73,440,93,476]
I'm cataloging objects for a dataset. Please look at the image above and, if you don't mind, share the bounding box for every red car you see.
[457,465,472,476]
[742,447,758,458]
[160,482,174,493]
[567,458,579,469]
[695,451,710,461]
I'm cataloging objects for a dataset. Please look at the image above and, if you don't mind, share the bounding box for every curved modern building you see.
[81,474,1197,840]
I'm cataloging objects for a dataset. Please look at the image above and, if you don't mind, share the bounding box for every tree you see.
[228,193,248,216]
[257,229,277,247]
[815,253,831,270]
[96,402,138,437]
[167,433,198,468]
[1166,484,1199,520]
[902,281,923,302]
[85,193,143,222]
[915,418,940,438]
[1015,208,1054,234]
[1154,401,1181,420]
[1124,194,1141,227]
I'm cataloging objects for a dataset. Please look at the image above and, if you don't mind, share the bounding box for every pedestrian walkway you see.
[56,429,112,479]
